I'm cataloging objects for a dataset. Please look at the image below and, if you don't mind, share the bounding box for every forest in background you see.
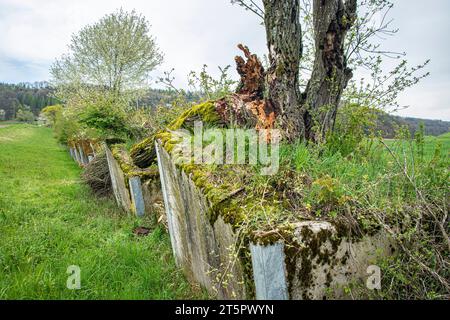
[0,82,448,138]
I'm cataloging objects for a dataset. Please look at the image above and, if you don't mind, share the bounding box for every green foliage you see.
[78,101,130,139]
[188,65,237,101]
[15,108,35,123]
[53,110,80,144]
[327,103,378,156]
[49,9,166,144]
[282,130,448,298]
[0,82,59,120]
[414,121,425,162]
[311,175,347,210]
[41,104,63,126]
[51,9,163,96]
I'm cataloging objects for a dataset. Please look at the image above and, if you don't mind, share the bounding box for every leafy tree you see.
[0,82,57,120]
[41,105,63,126]
[51,9,163,100]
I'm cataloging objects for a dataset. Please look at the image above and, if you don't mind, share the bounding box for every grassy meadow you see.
[0,124,202,299]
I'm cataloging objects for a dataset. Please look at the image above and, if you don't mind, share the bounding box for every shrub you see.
[54,110,80,143]
[16,109,35,123]
[41,105,63,126]
[78,100,130,139]
[327,103,378,156]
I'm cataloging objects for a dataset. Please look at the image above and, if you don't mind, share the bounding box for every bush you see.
[16,109,35,123]
[78,99,130,139]
[326,103,378,156]
[54,110,80,143]
[41,105,63,126]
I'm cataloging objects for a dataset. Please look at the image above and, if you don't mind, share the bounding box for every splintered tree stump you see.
[235,44,265,98]
[214,44,277,140]
[129,45,277,171]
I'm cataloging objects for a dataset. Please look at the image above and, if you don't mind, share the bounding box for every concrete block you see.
[105,144,132,212]
[78,145,88,165]
[250,242,288,300]
[155,140,246,299]
[73,145,82,165]
[129,176,146,217]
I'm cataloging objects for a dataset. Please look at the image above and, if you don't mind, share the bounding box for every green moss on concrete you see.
[111,144,158,181]
[167,101,220,130]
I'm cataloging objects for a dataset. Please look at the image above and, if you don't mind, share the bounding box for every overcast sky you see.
[0,0,449,120]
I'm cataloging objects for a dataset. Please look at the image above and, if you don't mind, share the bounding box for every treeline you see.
[1,82,448,138]
[137,88,199,108]
[376,112,449,138]
[0,82,199,121]
[0,82,59,120]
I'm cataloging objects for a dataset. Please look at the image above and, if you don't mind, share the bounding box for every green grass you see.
[384,131,450,160]
[283,132,448,205]
[0,124,202,299]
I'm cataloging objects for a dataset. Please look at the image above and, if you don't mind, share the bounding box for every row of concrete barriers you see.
[68,141,148,218]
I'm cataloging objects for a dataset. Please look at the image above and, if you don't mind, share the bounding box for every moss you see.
[167,101,220,131]
[111,144,158,181]
[129,136,154,156]
[152,99,385,298]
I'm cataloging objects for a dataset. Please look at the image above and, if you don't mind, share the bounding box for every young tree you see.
[51,9,163,100]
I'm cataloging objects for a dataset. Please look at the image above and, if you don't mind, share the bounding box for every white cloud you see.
[0,0,266,86]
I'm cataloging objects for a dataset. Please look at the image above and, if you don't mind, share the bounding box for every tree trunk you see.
[263,0,304,141]
[210,0,358,143]
[260,0,357,142]
[303,0,357,141]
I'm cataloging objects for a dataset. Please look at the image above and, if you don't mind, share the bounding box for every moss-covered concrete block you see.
[105,144,132,212]
[155,140,246,299]
[154,127,393,300]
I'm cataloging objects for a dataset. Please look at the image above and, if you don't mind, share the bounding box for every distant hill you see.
[1,82,448,139]
[376,112,450,138]
[0,84,198,121]
[0,82,59,120]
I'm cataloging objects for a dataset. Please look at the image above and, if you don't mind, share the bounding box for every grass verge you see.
[0,124,203,299]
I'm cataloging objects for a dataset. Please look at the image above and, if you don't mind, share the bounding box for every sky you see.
[0,0,449,121]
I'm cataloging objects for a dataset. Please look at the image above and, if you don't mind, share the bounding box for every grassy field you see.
[0,124,201,299]
[384,131,450,160]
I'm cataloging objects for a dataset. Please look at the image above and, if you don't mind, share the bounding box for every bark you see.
[257,0,357,141]
[214,0,358,143]
[263,0,304,141]
[303,0,357,141]
[130,136,157,168]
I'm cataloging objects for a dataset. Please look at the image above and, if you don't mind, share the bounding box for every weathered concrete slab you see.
[73,145,82,165]
[129,176,145,217]
[288,221,392,300]
[78,145,88,165]
[105,144,132,212]
[250,242,288,300]
[155,140,246,299]
[155,139,392,300]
